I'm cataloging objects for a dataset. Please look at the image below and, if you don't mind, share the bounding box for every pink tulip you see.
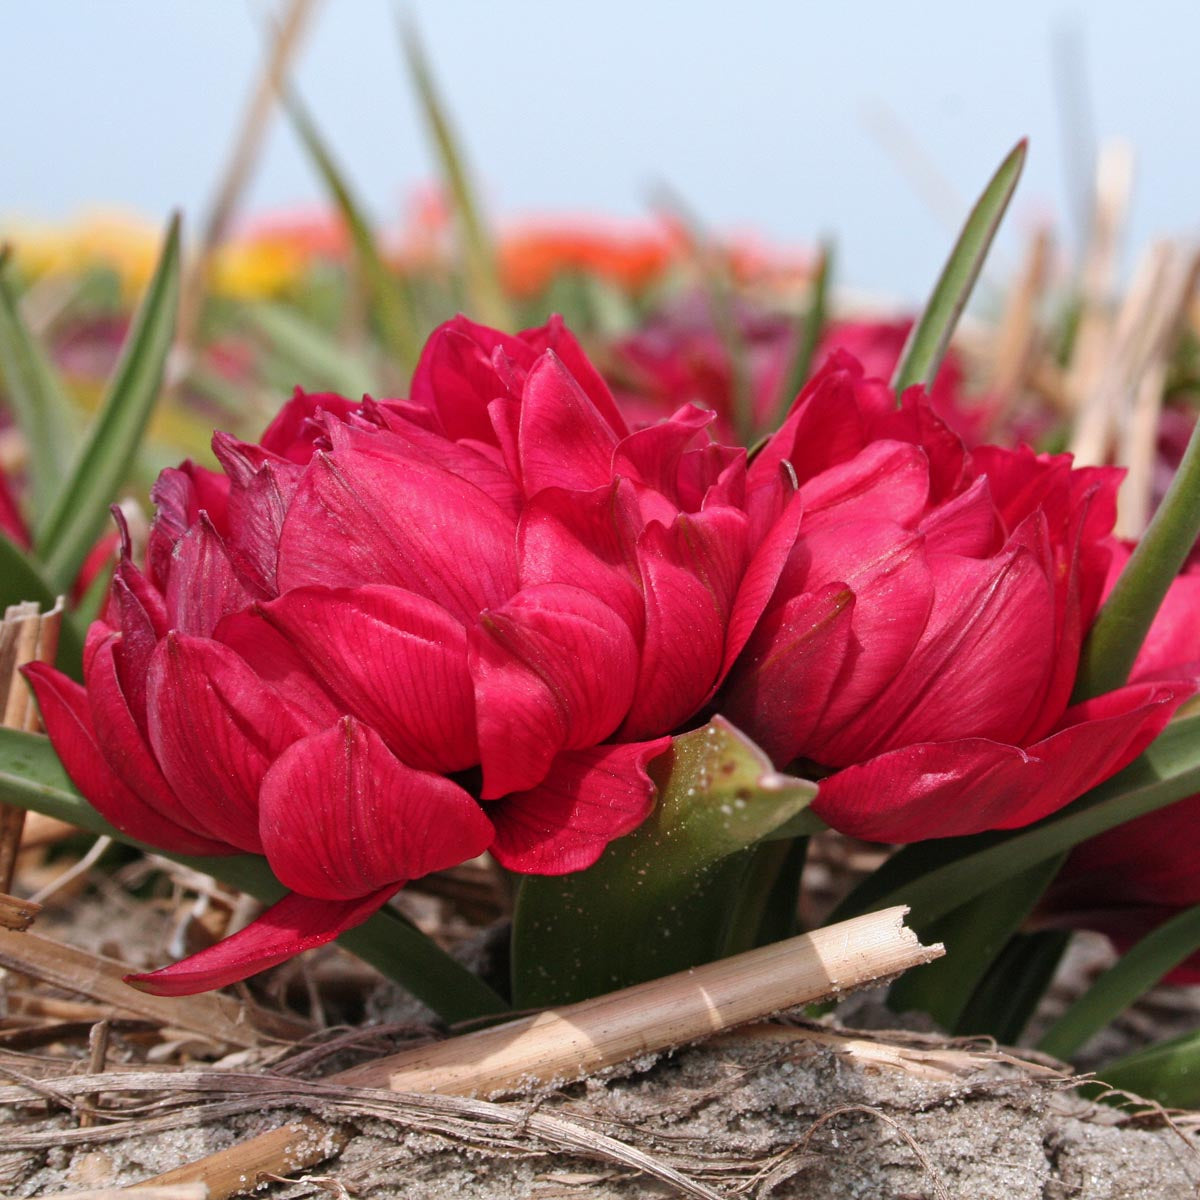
[719,353,1192,842]
[26,315,798,994]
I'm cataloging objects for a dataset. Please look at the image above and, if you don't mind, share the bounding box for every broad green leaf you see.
[511,717,822,1007]
[831,711,1200,929]
[0,533,83,679]
[886,856,1064,1031]
[0,260,78,516]
[956,929,1071,1044]
[1038,904,1200,1061]
[1098,1027,1200,1107]
[0,726,508,1022]
[402,23,514,331]
[892,140,1027,398]
[1075,415,1200,699]
[285,92,424,370]
[34,217,181,594]
[242,301,376,397]
[771,240,832,429]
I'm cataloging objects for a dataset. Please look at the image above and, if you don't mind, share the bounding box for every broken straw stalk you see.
[142,906,941,1197]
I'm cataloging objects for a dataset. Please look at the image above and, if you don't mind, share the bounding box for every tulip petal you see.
[164,515,261,639]
[620,508,748,740]
[489,738,671,873]
[277,448,518,625]
[799,440,931,531]
[23,662,230,856]
[125,887,397,996]
[255,585,478,772]
[259,718,492,900]
[147,634,314,853]
[518,354,620,495]
[471,584,640,798]
[813,680,1187,842]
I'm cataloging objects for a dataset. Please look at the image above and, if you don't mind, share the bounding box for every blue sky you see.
[3,1,1195,299]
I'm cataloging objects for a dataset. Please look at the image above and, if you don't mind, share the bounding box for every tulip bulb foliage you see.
[23,315,1199,1001]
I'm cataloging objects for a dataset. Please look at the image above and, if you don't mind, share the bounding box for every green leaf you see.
[0,260,78,516]
[402,23,514,332]
[886,856,1065,1032]
[0,534,83,679]
[1075,415,1200,700]
[891,140,1027,398]
[957,929,1071,1044]
[0,726,508,1023]
[771,240,832,429]
[831,711,1200,930]
[285,92,424,370]
[1038,904,1200,1061]
[510,717,821,1007]
[33,216,181,594]
[241,301,377,397]
[1098,1027,1200,1107]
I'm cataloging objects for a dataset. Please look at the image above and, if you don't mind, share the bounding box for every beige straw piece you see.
[989,226,1053,403]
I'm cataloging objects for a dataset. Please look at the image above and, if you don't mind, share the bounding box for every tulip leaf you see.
[891,140,1027,398]
[33,217,181,595]
[0,726,508,1022]
[285,91,424,371]
[1075,415,1200,700]
[885,855,1065,1032]
[402,23,514,332]
[772,240,832,429]
[0,533,83,679]
[831,711,1200,930]
[510,716,822,1007]
[242,300,377,397]
[0,259,78,517]
[1097,1027,1200,1107]
[1038,903,1200,1062]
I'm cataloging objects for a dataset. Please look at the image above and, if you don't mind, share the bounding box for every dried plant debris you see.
[0,1023,1193,1198]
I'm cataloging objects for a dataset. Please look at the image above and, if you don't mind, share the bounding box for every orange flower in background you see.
[212,208,353,299]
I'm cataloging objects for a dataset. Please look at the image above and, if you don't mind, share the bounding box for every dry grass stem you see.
[0,890,42,931]
[989,226,1052,401]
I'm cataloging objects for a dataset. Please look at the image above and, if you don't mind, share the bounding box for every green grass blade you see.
[285,92,424,370]
[1075,415,1200,700]
[771,240,832,429]
[891,140,1027,398]
[0,534,84,678]
[0,726,508,1022]
[1038,904,1200,1061]
[34,217,181,594]
[831,711,1200,929]
[402,23,514,331]
[1098,1027,1200,1107]
[242,300,376,396]
[0,260,78,516]
[956,929,1071,1044]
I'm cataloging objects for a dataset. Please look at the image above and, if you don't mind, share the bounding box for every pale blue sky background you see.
[2,1,1195,300]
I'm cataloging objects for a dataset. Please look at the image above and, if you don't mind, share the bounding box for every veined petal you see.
[260,719,492,900]
[471,584,639,798]
[276,449,518,625]
[23,662,231,856]
[489,738,671,874]
[125,887,397,996]
[164,515,261,639]
[799,440,931,532]
[620,507,748,740]
[255,585,478,772]
[147,634,314,853]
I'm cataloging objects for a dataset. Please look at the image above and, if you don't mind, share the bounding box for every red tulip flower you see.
[25,316,798,994]
[1044,545,1200,979]
[718,353,1192,843]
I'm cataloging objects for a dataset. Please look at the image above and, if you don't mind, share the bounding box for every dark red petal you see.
[164,515,261,638]
[489,738,671,874]
[255,586,477,772]
[620,508,747,740]
[276,449,518,625]
[471,585,639,798]
[146,635,314,853]
[125,887,396,996]
[259,719,493,900]
[23,662,230,856]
